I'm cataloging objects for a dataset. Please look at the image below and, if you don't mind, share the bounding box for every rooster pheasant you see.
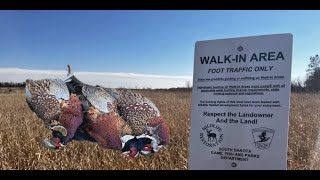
[26,78,83,149]
[106,88,170,155]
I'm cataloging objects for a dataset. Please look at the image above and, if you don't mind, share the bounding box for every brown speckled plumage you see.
[25,65,169,154]
[26,79,69,127]
[111,89,160,135]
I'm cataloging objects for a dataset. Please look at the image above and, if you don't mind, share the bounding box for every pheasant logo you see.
[200,124,223,148]
[251,127,275,150]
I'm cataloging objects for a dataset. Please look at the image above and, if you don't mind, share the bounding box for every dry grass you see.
[0,88,319,170]
[0,88,190,170]
[288,93,320,170]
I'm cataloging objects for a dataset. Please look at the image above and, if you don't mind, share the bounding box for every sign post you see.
[188,33,293,170]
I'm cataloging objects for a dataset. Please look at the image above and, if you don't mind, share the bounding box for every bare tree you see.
[305,55,320,92]
[186,81,191,88]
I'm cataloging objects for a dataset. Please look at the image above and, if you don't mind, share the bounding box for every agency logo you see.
[200,124,223,148]
[251,127,275,150]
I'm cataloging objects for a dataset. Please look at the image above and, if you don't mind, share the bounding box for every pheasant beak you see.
[152,145,163,153]
[40,138,63,150]
[129,147,138,157]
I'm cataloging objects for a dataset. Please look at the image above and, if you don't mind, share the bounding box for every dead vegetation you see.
[0,88,319,170]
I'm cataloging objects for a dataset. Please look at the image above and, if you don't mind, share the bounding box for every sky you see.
[0,10,319,87]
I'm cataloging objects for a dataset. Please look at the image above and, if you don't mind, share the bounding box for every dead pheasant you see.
[80,83,167,157]
[25,78,83,149]
[103,88,170,156]
[25,65,169,156]
[81,84,133,151]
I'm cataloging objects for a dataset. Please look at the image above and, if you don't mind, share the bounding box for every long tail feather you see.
[63,64,74,82]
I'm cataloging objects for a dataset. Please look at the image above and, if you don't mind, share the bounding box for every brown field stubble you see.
[0,88,319,170]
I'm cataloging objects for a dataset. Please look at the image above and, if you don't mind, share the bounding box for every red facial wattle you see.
[129,147,138,157]
[52,137,61,147]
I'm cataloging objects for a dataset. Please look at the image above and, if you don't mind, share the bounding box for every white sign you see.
[188,33,293,170]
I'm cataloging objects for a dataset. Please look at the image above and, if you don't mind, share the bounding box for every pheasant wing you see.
[82,85,117,114]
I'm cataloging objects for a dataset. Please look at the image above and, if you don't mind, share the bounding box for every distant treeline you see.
[0,81,192,91]
[291,54,320,93]
[0,80,314,93]
[291,81,306,93]
[0,82,26,87]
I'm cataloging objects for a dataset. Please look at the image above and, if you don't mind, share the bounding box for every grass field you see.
[0,88,319,170]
